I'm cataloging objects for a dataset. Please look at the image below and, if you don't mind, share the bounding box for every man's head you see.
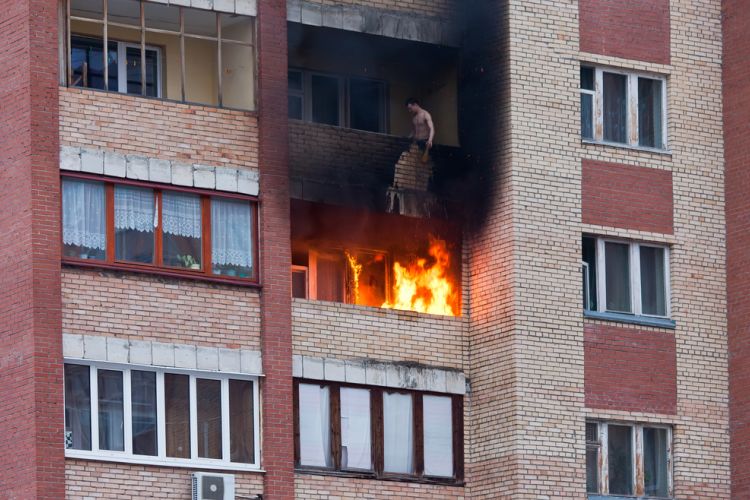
[405,97,420,114]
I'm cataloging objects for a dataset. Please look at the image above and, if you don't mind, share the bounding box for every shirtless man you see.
[406,98,435,158]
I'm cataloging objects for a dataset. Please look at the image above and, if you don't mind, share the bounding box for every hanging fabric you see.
[211,198,252,268]
[62,179,106,251]
[162,192,202,238]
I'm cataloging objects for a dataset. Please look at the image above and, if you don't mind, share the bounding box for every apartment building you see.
[0,0,745,499]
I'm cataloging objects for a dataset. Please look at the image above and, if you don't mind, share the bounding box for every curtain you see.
[62,179,106,252]
[64,364,92,450]
[115,185,155,232]
[605,242,631,313]
[340,388,371,470]
[299,384,331,467]
[211,198,252,268]
[603,72,628,143]
[640,246,666,316]
[644,427,669,496]
[229,379,255,464]
[97,369,124,452]
[423,395,453,477]
[639,77,663,148]
[162,192,201,238]
[383,392,413,474]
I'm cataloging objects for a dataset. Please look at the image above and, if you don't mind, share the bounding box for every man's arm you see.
[425,112,435,148]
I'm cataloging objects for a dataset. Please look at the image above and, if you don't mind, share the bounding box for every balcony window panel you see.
[340,387,371,471]
[288,70,304,119]
[97,369,125,452]
[298,383,332,468]
[185,37,219,106]
[582,236,597,310]
[115,185,155,264]
[107,0,140,27]
[639,77,664,148]
[124,45,159,97]
[383,392,414,474]
[162,192,202,270]
[197,378,223,459]
[585,423,599,493]
[314,253,346,302]
[70,34,118,91]
[184,8,217,37]
[229,379,255,464]
[603,72,628,143]
[644,427,670,497]
[349,78,385,133]
[165,373,190,459]
[131,370,157,456]
[605,241,631,313]
[311,74,340,126]
[608,425,633,495]
[211,197,253,278]
[71,0,103,20]
[580,67,595,140]
[144,2,179,31]
[64,364,92,451]
[423,395,453,477]
[62,178,106,260]
[640,246,667,316]
[221,42,254,110]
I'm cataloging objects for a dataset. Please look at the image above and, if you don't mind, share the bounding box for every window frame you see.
[293,379,464,485]
[63,360,261,471]
[288,67,389,134]
[61,173,260,286]
[581,65,668,151]
[587,421,673,499]
[584,236,671,319]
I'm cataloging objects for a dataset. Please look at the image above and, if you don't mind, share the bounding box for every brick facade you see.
[582,159,674,234]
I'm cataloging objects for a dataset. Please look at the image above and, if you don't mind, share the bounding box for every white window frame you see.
[64,360,261,471]
[117,41,163,98]
[592,237,671,318]
[587,421,673,498]
[582,65,668,151]
[580,67,596,140]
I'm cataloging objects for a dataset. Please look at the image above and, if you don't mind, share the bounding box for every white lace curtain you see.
[383,392,414,473]
[299,384,331,467]
[211,198,252,268]
[115,185,155,232]
[163,192,201,238]
[340,387,371,470]
[62,179,106,251]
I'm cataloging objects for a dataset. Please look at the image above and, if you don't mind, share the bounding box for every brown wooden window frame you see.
[293,379,464,486]
[61,172,259,286]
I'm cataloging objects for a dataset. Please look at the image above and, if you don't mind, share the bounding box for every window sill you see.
[588,496,672,500]
[582,139,672,156]
[65,450,263,472]
[294,467,464,487]
[584,310,676,329]
[62,259,261,289]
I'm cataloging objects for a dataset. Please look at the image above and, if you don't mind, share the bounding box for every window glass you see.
[131,370,157,456]
[585,422,599,493]
[184,8,217,37]
[311,74,340,126]
[221,43,254,109]
[70,35,118,91]
[605,241,631,313]
[349,78,385,133]
[211,198,253,278]
[62,178,106,260]
[162,192,202,270]
[298,384,332,467]
[184,37,219,106]
[71,0,103,20]
[644,427,669,497]
[423,395,453,477]
[580,67,594,90]
[340,387,371,470]
[125,46,159,97]
[581,92,594,140]
[144,2,179,31]
[603,72,628,143]
[107,0,140,26]
[639,77,663,148]
[229,379,255,463]
[383,392,414,474]
[292,267,308,299]
[315,253,346,302]
[582,237,597,310]
[640,246,667,316]
[115,185,155,264]
[65,364,92,451]
[197,378,223,459]
[165,373,190,458]
[289,95,303,120]
[288,71,303,91]
[98,369,125,451]
[608,425,633,495]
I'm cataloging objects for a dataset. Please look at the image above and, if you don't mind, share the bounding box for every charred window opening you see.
[291,201,461,317]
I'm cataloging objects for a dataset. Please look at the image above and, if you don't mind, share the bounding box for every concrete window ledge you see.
[584,310,676,330]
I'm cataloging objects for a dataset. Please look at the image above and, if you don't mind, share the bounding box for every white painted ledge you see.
[145,0,256,16]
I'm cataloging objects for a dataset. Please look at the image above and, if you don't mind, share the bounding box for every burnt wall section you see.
[0,0,65,498]
[584,322,677,415]
[582,160,674,234]
[579,0,671,64]
[723,0,750,497]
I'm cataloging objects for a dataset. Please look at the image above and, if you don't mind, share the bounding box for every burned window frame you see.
[586,421,673,498]
[580,64,668,151]
[63,0,256,110]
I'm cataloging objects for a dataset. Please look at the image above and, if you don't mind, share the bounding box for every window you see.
[64,362,260,469]
[65,0,255,109]
[288,69,387,133]
[62,176,257,282]
[580,65,667,150]
[294,380,464,483]
[586,421,672,498]
[582,236,670,319]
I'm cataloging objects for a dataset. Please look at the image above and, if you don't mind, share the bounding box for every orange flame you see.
[345,250,362,305]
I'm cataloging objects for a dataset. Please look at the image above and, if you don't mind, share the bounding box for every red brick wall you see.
[579,0,671,64]
[257,0,294,498]
[0,0,65,498]
[584,322,677,414]
[723,0,750,496]
[582,160,674,234]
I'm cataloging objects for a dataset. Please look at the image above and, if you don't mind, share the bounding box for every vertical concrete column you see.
[256,1,294,499]
[0,0,64,498]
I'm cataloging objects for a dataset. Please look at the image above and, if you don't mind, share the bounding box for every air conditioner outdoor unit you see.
[192,472,235,500]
